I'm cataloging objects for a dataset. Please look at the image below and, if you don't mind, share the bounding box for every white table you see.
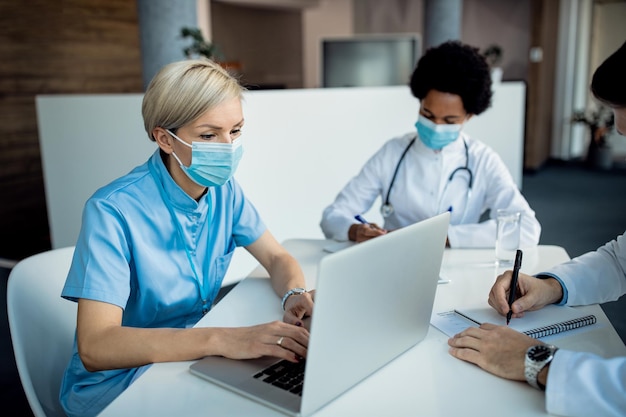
[99,241,626,417]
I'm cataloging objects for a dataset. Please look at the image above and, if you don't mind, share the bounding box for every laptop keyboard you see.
[253,359,306,396]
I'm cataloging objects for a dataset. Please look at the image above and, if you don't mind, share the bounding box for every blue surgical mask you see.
[415,115,462,150]
[167,130,243,187]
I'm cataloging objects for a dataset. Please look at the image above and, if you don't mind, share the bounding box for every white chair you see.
[7,247,76,417]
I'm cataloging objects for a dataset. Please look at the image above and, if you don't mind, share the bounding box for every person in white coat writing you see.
[320,40,541,248]
[448,40,626,417]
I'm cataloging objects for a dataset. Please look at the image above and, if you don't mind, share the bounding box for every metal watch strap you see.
[525,345,558,390]
[281,288,306,310]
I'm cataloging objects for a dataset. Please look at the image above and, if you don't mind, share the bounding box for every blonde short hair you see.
[142,59,244,141]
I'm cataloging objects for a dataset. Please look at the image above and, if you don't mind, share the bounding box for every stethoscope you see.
[380,136,474,221]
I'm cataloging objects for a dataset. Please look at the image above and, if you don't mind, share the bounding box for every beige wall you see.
[211,2,304,88]
[302,0,354,88]
[463,0,531,81]
[353,0,424,35]
[591,2,626,85]
[198,0,212,41]
[209,0,352,89]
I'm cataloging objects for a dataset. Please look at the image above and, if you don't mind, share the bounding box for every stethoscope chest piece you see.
[380,203,394,218]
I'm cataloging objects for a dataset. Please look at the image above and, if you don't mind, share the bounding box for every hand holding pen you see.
[350,215,387,242]
[506,250,523,325]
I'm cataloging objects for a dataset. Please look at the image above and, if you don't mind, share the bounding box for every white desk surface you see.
[99,241,626,417]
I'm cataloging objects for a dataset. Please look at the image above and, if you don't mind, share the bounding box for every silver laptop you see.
[189,212,450,416]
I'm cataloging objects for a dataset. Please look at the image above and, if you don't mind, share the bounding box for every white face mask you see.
[167,130,243,187]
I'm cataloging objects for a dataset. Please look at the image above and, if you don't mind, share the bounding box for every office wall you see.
[37,83,525,285]
[212,0,533,90]
[302,0,354,88]
[462,0,531,81]
[211,2,304,88]
[354,0,531,82]
[0,0,143,260]
[210,0,354,89]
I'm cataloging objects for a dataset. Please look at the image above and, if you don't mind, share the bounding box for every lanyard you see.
[148,161,213,315]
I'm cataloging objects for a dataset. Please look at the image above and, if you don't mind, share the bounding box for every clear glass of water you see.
[496,209,522,266]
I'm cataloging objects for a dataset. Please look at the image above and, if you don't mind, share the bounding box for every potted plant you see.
[483,44,503,83]
[180,27,242,76]
[181,27,218,60]
[572,106,615,170]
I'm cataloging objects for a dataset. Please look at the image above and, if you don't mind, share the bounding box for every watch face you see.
[528,345,552,361]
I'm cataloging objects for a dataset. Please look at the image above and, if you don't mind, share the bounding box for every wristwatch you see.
[525,344,558,390]
[281,288,307,310]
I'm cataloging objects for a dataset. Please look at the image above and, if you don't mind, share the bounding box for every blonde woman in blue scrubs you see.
[59,59,314,417]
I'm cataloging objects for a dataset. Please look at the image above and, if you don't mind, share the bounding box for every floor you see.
[0,267,31,416]
[1,159,625,416]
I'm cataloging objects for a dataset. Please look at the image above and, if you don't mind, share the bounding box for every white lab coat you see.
[541,233,626,417]
[320,132,541,248]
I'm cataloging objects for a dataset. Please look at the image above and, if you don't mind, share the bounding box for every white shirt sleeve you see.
[547,233,626,306]
[541,233,626,416]
[546,349,626,417]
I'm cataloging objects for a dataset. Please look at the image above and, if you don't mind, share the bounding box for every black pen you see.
[506,249,523,325]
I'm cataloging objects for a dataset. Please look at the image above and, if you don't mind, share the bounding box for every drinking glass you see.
[496,209,522,266]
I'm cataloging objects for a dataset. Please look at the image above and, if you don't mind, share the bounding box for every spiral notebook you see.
[432,304,597,339]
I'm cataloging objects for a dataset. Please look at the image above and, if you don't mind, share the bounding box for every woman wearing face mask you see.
[320,40,541,248]
[59,59,314,417]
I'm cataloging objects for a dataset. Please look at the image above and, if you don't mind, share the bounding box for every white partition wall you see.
[36,83,525,285]
[36,94,153,246]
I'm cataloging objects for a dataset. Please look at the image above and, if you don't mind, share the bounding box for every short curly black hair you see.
[410,40,493,115]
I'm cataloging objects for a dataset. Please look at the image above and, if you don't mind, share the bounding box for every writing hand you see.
[349,223,387,242]
[351,215,388,242]
[488,271,564,318]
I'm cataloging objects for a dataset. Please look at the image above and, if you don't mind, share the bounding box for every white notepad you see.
[432,304,597,339]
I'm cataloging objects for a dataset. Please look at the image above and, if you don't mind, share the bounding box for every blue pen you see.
[354,214,369,225]
[354,215,385,232]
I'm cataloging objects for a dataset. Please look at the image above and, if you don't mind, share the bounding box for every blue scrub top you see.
[59,150,266,417]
